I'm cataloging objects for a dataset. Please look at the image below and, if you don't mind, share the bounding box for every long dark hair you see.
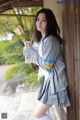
[34,8,62,44]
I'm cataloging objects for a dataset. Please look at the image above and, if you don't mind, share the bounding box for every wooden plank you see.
[0,0,16,7]
[0,7,12,13]
[77,1,80,119]
[11,0,43,7]
[66,4,75,120]
[0,0,43,7]
[0,0,43,13]
[73,2,79,120]
[0,13,35,17]
[63,0,80,120]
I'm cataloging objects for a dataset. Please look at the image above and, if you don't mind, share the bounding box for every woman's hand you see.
[24,41,33,46]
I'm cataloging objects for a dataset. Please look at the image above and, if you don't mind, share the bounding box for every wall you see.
[43,0,63,38]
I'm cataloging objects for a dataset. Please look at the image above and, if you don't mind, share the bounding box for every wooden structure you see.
[63,0,80,120]
[0,0,43,16]
[0,0,43,12]
[0,0,79,120]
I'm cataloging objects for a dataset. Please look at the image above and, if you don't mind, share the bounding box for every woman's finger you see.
[24,41,33,46]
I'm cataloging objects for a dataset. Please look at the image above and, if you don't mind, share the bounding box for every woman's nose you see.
[38,21,42,25]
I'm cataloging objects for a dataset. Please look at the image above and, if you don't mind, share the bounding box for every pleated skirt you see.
[38,79,70,107]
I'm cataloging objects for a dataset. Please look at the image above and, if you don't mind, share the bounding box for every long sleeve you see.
[23,35,61,72]
[38,36,61,70]
[23,35,68,93]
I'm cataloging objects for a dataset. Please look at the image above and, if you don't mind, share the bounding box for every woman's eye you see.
[36,19,39,21]
[36,19,47,22]
[43,19,46,22]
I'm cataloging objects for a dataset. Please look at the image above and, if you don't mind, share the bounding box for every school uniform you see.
[23,35,70,107]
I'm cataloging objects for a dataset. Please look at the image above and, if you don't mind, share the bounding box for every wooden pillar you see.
[63,0,80,120]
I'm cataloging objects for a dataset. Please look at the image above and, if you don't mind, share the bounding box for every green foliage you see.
[0,7,42,42]
[0,41,11,55]
[0,40,24,64]
[0,7,42,85]
[26,71,39,85]
[0,7,42,65]
[0,57,7,65]
[4,63,39,85]
[5,55,24,64]
[4,63,36,80]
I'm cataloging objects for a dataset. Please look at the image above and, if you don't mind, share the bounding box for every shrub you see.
[26,71,39,85]
[4,63,39,86]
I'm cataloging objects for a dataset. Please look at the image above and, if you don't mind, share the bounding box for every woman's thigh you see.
[33,101,52,118]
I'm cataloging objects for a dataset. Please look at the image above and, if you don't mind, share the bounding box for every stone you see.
[3,76,26,95]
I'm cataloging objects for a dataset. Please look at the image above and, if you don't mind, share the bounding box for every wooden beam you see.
[0,0,16,7]
[0,0,43,7]
[0,13,35,17]
[0,0,43,13]
[11,0,43,8]
[11,0,43,7]
[63,0,80,120]
[0,7,12,13]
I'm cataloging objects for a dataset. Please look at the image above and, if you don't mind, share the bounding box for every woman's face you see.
[36,13,47,34]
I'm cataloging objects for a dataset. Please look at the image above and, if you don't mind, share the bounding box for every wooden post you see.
[63,0,80,120]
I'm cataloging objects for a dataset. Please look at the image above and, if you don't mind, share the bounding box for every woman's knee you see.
[33,102,52,118]
[33,110,44,118]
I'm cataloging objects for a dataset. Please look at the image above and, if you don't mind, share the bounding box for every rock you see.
[3,76,26,95]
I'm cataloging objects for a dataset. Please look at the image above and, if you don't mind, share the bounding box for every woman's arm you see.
[37,36,61,71]
[23,36,60,71]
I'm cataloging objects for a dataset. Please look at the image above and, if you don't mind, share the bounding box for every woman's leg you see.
[33,101,53,120]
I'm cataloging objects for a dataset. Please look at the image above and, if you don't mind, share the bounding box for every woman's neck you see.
[41,33,46,39]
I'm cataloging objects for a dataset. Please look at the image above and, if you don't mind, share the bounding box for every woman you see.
[23,8,70,120]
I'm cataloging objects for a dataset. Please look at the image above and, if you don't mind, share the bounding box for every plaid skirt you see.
[38,79,70,107]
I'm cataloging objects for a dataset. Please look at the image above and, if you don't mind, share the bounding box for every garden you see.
[0,7,41,86]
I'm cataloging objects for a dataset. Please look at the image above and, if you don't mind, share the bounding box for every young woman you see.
[23,8,70,120]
